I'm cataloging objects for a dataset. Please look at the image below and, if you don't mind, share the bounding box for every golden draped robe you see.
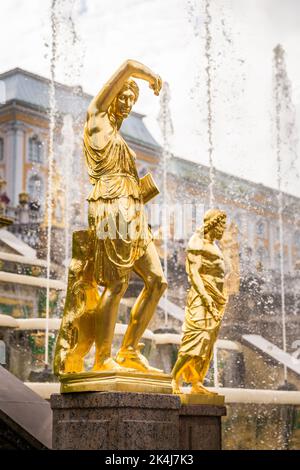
[83,111,152,284]
[179,233,228,383]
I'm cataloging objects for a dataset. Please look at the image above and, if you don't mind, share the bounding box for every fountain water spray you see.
[61,114,75,280]
[158,82,173,327]
[45,0,58,366]
[273,44,291,382]
[187,0,215,207]
[54,0,85,242]
[45,0,84,367]
[204,0,215,208]
[187,0,243,389]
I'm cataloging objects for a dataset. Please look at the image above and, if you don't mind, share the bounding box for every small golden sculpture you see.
[54,230,99,375]
[172,209,228,399]
[54,60,168,387]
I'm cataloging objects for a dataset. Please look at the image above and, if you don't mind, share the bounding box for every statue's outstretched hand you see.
[149,74,162,95]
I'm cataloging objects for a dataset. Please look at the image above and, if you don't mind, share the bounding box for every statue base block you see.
[51,391,181,450]
[178,393,225,406]
[59,370,172,394]
[179,403,226,450]
[50,390,226,450]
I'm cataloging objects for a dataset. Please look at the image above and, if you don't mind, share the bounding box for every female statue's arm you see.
[187,252,215,314]
[88,59,162,115]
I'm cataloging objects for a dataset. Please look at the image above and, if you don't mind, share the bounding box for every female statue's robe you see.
[84,111,152,284]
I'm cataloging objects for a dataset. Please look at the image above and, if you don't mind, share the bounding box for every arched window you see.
[257,247,267,263]
[55,199,63,223]
[294,231,300,264]
[233,213,241,227]
[294,231,300,249]
[0,137,4,161]
[27,175,44,202]
[28,136,44,163]
[256,220,265,236]
[256,246,269,271]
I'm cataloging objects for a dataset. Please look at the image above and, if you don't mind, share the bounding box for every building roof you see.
[0,68,160,152]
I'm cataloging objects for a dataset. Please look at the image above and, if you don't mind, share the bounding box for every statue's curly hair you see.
[203,208,227,234]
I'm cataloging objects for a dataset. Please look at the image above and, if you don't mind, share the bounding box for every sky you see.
[1,0,300,197]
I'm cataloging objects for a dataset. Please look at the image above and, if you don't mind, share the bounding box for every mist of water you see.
[45,0,58,366]
[45,0,84,366]
[204,0,215,208]
[273,44,290,381]
[157,82,174,327]
[61,114,75,280]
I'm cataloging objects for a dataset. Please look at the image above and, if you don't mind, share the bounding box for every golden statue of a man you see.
[55,60,166,376]
[172,209,228,395]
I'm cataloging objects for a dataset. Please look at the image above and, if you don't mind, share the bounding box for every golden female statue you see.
[54,60,167,377]
[172,209,228,395]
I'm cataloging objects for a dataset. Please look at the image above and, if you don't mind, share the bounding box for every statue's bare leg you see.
[93,279,129,370]
[189,361,218,395]
[171,355,191,393]
[116,241,167,372]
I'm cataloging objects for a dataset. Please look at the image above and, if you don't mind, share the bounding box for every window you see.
[257,247,267,263]
[294,231,300,268]
[0,137,4,161]
[55,199,63,223]
[234,215,241,227]
[256,246,269,271]
[294,231,300,250]
[29,136,43,163]
[256,220,265,236]
[28,175,44,202]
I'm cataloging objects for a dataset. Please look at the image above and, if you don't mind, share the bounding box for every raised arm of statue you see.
[88,59,162,115]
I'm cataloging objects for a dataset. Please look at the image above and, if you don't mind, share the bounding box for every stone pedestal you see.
[51,392,181,450]
[179,404,226,450]
[51,392,226,450]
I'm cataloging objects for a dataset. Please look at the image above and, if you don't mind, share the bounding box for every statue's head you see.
[112,79,139,120]
[203,209,227,240]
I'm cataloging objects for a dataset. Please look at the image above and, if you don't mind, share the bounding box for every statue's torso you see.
[187,233,225,293]
[198,240,225,291]
[84,111,141,200]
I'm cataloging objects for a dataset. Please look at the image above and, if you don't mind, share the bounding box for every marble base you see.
[179,403,226,450]
[51,391,227,450]
[51,392,181,450]
[59,370,172,394]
